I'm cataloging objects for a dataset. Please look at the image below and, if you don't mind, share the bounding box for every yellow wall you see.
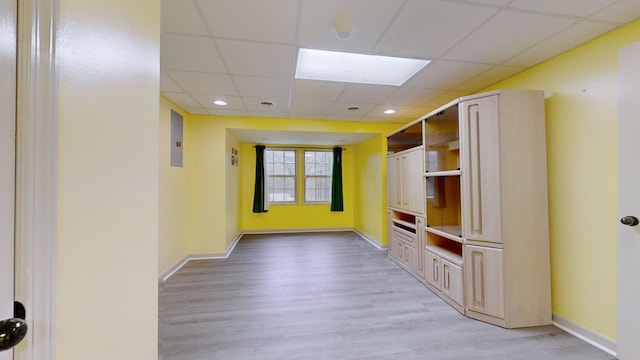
[240,143,356,231]
[159,96,189,274]
[185,115,228,253]
[483,19,640,340]
[57,0,159,358]
[180,115,397,255]
[353,135,388,245]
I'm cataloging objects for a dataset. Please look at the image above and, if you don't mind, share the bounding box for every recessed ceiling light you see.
[347,106,360,111]
[384,109,396,115]
[295,48,430,86]
[214,100,227,106]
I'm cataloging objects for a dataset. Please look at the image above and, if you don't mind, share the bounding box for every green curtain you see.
[252,145,268,213]
[331,147,344,212]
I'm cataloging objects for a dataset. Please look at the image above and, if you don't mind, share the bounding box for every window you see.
[264,149,335,204]
[304,150,333,202]
[265,149,296,203]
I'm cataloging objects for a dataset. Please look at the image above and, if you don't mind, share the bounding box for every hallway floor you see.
[159,232,614,360]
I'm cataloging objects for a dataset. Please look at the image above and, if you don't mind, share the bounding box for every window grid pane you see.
[266,150,296,203]
[304,150,333,202]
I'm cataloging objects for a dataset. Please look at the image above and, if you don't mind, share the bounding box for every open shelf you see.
[425,230,463,265]
[425,225,462,243]
[425,245,463,266]
[392,218,417,231]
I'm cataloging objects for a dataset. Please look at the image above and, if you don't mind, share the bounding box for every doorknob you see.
[0,318,27,351]
[620,216,640,226]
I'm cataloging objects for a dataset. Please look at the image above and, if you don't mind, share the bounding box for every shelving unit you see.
[386,89,551,329]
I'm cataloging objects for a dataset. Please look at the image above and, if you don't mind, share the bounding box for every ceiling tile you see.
[160,72,183,92]
[384,88,447,107]
[159,0,640,127]
[404,60,492,89]
[195,0,298,43]
[443,10,577,64]
[184,107,208,115]
[338,84,396,104]
[374,0,499,58]
[455,65,526,91]
[161,0,208,35]
[444,0,512,6]
[291,79,346,102]
[324,114,364,122]
[161,34,226,72]
[233,76,291,98]
[216,39,295,77]
[422,90,472,108]
[504,20,618,67]
[289,99,336,115]
[166,71,237,95]
[287,113,326,120]
[163,92,201,109]
[509,0,617,18]
[205,109,250,117]
[590,0,640,24]
[249,111,289,118]
[364,115,411,124]
[297,0,405,53]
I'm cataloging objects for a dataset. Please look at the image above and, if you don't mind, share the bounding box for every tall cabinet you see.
[386,89,551,328]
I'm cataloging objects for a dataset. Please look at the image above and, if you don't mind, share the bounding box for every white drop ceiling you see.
[161,0,640,142]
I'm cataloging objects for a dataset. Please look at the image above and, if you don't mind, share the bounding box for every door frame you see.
[14,0,57,358]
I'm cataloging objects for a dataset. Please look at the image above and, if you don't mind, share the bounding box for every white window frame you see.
[303,149,333,204]
[265,148,297,204]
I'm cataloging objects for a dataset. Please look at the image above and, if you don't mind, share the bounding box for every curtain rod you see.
[252,145,347,150]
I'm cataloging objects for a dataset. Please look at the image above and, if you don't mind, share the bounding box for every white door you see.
[0,0,17,358]
[617,40,640,360]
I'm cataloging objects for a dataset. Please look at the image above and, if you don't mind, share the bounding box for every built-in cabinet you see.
[386,89,551,329]
[386,147,425,215]
[387,211,424,280]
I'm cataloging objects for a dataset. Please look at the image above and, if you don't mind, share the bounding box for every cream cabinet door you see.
[386,155,401,209]
[424,250,441,290]
[442,259,464,306]
[464,245,504,319]
[401,148,424,214]
[460,95,502,243]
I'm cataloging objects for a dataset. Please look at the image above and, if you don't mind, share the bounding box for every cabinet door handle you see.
[444,265,450,290]
[433,259,438,282]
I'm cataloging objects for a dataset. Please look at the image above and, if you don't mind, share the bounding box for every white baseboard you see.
[241,227,353,235]
[552,313,617,356]
[159,234,242,284]
[353,229,387,251]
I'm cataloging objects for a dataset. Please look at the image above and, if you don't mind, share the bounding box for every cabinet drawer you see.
[441,258,463,306]
[393,227,417,247]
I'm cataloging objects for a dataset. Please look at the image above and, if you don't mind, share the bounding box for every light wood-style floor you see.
[159,232,614,360]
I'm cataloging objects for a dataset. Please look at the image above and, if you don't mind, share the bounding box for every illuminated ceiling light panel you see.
[295,48,430,86]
